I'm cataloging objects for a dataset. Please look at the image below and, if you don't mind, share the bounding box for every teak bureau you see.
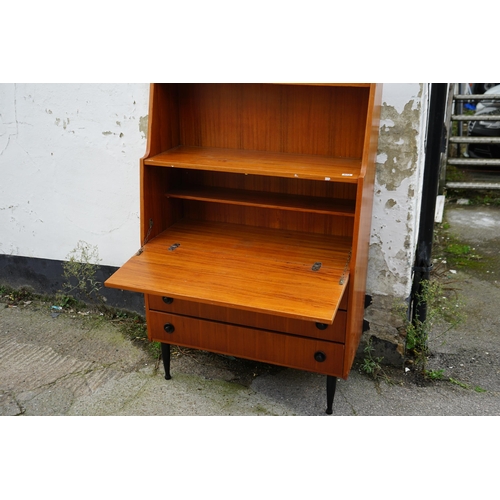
[105,83,382,414]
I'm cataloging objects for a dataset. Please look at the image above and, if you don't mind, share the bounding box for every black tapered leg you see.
[161,343,172,380]
[326,376,337,415]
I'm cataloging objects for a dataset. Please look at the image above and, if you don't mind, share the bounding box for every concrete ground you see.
[1,202,500,416]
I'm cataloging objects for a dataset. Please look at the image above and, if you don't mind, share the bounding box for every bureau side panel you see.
[343,83,382,378]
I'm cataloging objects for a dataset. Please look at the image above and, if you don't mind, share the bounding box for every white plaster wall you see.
[368,83,429,300]
[0,83,149,266]
[1,83,428,299]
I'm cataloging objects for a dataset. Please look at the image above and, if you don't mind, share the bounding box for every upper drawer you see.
[147,294,347,343]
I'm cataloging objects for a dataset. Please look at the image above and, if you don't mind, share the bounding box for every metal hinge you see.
[339,249,352,285]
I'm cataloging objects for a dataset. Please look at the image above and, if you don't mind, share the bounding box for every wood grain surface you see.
[105,219,351,324]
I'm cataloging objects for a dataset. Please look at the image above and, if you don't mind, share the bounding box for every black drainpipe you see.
[411,83,448,326]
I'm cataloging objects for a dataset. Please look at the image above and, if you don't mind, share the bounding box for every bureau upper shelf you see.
[144,146,361,182]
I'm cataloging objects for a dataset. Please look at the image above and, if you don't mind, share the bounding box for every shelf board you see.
[105,219,351,324]
[145,146,361,182]
[166,187,356,217]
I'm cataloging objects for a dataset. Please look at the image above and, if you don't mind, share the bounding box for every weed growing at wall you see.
[0,285,35,305]
[404,278,465,376]
[59,241,161,361]
[360,338,390,382]
[61,240,103,308]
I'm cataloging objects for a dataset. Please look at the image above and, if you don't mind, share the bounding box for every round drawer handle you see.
[314,351,327,362]
[162,297,174,304]
[164,323,175,334]
[315,322,328,330]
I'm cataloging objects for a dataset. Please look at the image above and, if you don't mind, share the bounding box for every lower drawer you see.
[148,310,345,377]
[147,295,346,343]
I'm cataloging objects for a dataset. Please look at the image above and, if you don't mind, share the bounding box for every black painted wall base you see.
[0,254,145,314]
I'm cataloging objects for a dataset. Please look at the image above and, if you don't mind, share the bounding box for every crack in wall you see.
[0,84,18,156]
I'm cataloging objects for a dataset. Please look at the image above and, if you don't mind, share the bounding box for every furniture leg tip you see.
[326,408,333,415]
[165,374,172,380]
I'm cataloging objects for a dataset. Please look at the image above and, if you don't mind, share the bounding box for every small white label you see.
[342,173,353,177]
[325,177,330,181]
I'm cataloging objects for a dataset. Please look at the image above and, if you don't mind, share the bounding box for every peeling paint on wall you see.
[357,84,429,360]
[376,97,422,192]
[367,84,427,299]
[139,115,148,139]
[362,83,429,358]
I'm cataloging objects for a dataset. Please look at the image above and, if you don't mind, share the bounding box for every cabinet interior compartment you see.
[145,83,371,183]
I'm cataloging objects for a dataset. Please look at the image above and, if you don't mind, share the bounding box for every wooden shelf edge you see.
[144,146,361,182]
